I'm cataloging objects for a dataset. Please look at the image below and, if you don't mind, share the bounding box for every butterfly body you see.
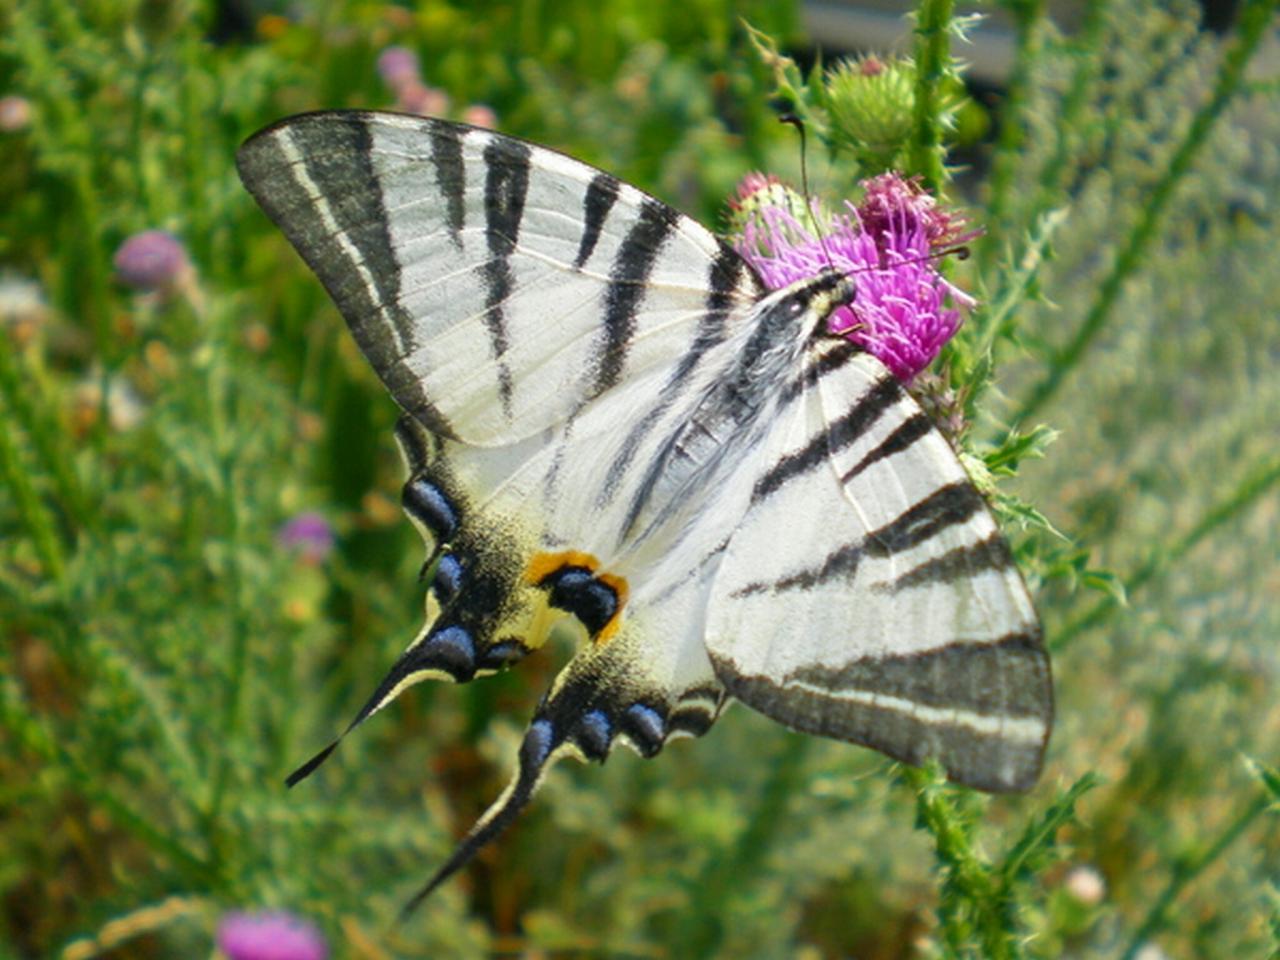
[238,111,1051,902]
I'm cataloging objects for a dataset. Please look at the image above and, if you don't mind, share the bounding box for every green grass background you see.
[1,0,1277,957]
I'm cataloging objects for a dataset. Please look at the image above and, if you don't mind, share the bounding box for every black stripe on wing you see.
[481,136,532,418]
[788,629,1047,716]
[840,412,934,483]
[236,114,458,439]
[732,482,987,597]
[878,531,1015,591]
[778,338,863,407]
[429,123,466,248]
[754,370,903,501]
[594,198,681,395]
[576,173,620,268]
[599,245,754,503]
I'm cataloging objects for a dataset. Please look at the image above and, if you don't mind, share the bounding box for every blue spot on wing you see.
[432,553,464,602]
[576,709,613,759]
[403,477,458,539]
[424,625,476,679]
[480,639,525,671]
[522,718,556,770]
[623,703,666,756]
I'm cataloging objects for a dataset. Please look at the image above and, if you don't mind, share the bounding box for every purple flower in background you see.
[217,910,327,960]
[113,230,191,292]
[277,512,335,564]
[731,172,974,383]
[376,45,420,93]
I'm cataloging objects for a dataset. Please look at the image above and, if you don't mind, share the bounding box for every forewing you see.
[236,111,760,445]
[706,346,1051,792]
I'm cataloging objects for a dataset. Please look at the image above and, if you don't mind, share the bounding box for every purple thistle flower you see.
[858,172,980,255]
[216,910,327,960]
[732,173,974,383]
[376,46,420,93]
[113,230,191,292]
[277,512,335,564]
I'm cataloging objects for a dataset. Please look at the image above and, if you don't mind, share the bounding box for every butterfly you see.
[236,110,1052,907]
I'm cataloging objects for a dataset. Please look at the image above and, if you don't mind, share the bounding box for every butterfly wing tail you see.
[287,418,553,785]
[400,580,728,911]
[399,717,558,918]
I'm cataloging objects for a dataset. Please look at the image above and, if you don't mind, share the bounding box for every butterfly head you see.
[756,267,856,343]
[803,267,857,318]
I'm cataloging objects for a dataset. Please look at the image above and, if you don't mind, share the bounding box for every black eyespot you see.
[539,566,619,636]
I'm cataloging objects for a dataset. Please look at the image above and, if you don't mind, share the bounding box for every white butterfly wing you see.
[237,111,761,446]
[239,112,765,898]
[238,110,1051,907]
[706,345,1051,792]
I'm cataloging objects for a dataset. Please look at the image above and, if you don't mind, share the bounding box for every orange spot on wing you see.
[525,549,600,584]
[525,550,630,645]
[595,572,630,644]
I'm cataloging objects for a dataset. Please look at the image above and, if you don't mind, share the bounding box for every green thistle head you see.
[823,55,918,173]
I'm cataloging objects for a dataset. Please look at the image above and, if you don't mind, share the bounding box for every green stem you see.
[1119,792,1273,960]
[0,337,89,532]
[1013,0,1279,424]
[983,0,1049,254]
[962,210,1066,419]
[910,0,956,192]
[204,304,252,871]
[683,737,810,959]
[0,676,214,885]
[1052,455,1280,650]
[904,765,1017,960]
[1028,0,1107,214]
[0,392,66,583]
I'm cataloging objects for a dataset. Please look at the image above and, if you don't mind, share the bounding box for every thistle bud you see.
[823,56,917,172]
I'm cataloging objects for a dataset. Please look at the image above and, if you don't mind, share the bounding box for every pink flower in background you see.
[376,45,453,118]
[113,230,192,293]
[731,172,974,383]
[276,512,335,564]
[216,911,327,960]
[397,81,450,118]
[0,95,31,132]
[462,104,497,129]
[376,46,420,94]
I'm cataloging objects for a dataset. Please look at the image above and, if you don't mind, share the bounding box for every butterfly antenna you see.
[867,243,973,274]
[778,113,836,272]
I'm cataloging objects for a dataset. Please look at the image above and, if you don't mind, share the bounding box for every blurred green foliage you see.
[1,0,1277,957]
